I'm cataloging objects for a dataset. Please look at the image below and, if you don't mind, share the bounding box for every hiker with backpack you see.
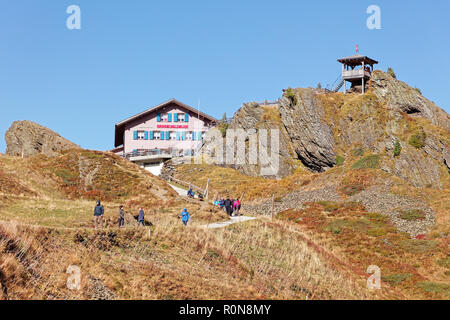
[219,197,225,211]
[138,207,145,227]
[118,205,125,228]
[233,198,241,216]
[93,200,104,230]
[224,197,232,216]
[181,208,190,226]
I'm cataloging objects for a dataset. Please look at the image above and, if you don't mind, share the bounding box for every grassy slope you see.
[172,91,450,300]
[0,149,392,300]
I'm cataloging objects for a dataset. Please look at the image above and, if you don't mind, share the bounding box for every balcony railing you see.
[342,69,371,79]
[121,148,196,160]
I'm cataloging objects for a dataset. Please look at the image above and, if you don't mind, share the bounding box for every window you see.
[154,131,161,140]
[170,131,176,140]
[137,130,146,140]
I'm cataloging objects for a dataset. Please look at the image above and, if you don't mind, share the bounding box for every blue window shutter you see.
[133,131,138,140]
[168,113,172,122]
[176,132,180,140]
[198,131,202,140]
[166,131,170,140]
[157,113,161,122]
[174,113,178,122]
[132,149,137,155]
[182,131,186,140]
[149,131,154,140]
[192,132,196,141]
[185,113,189,122]
[160,131,164,140]
[144,131,148,140]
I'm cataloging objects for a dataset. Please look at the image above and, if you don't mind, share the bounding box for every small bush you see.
[351,155,380,170]
[285,88,298,105]
[368,227,388,237]
[387,67,397,79]
[399,209,425,221]
[382,273,412,285]
[393,139,402,157]
[351,148,365,157]
[399,239,437,253]
[317,83,322,89]
[335,155,345,166]
[409,129,427,149]
[436,257,450,269]
[416,282,450,296]
[414,87,422,95]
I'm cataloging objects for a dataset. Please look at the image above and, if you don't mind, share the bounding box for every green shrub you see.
[414,87,422,95]
[399,209,425,221]
[382,273,412,285]
[436,257,450,269]
[317,83,322,89]
[335,155,345,166]
[351,155,380,170]
[399,239,437,253]
[285,88,298,105]
[409,129,427,149]
[387,67,397,79]
[393,139,402,157]
[218,113,229,137]
[351,148,364,157]
[416,282,450,296]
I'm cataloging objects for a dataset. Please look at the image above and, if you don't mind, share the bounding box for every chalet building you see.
[113,99,218,175]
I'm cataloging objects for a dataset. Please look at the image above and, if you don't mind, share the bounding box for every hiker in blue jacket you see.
[93,200,104,230]
[181,208,190,226]
[138,207,145,227]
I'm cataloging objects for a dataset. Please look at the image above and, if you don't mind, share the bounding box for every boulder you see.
[5,120,80,157]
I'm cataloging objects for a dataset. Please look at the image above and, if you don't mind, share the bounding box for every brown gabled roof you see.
[337,54,379,67]
[114,98,218,147]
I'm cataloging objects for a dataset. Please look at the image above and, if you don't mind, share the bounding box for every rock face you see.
[370,71,450,130]
[278,89,337,172]
[194,71,449,188]
[200,102,299,178]
[5,121,79,157]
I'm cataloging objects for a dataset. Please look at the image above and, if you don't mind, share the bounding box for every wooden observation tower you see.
[334,54,378,94]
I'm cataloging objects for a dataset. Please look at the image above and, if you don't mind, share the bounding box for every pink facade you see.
[114,99,217,156]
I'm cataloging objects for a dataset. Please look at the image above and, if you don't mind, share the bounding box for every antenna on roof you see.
[356,44,359,53]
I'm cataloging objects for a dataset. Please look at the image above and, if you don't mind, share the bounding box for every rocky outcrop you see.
[200,102,299,178]
[197,71,449,188]
[5,121,79,157]
[278,89,336,172]
[370,71,450,130]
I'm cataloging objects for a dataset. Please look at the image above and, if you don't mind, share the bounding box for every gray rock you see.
[5,120,79,157]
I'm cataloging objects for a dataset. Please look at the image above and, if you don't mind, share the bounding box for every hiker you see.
[187,188,193,198]
[198,192,204,200]
[93,200,104,230]
[138,207,145,227]
[181,208,190,226]
[224,197,232,216]
[118,205,125,228]
[214,199,220,207]
[219,197,225,210]
[233,198,241,216]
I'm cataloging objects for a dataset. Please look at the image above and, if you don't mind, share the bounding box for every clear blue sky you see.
[1,0,449,152]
